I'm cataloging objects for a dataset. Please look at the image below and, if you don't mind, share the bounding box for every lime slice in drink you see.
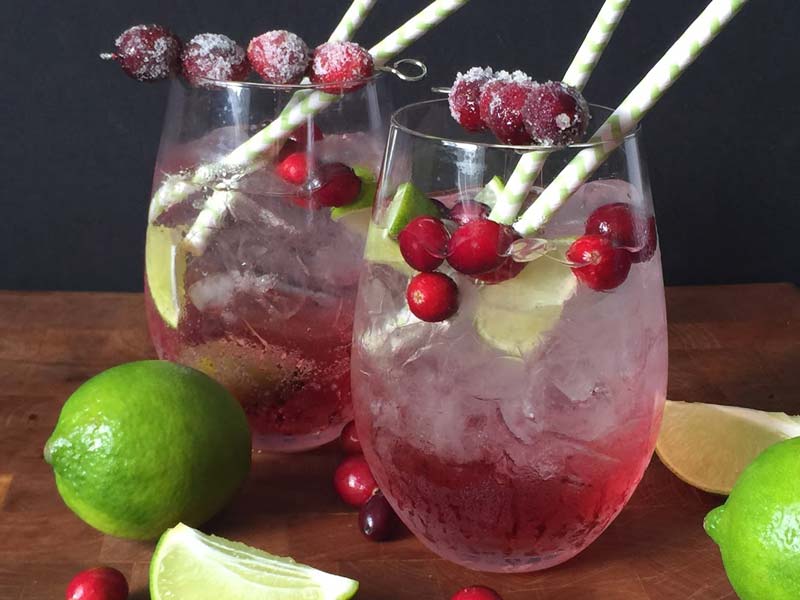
[363,224,415,276]
[656,400,800,495]
[474,239,576,356]
[331,166,377,220]
[150,523,359,600]
[385,182,441,238]
[145,224,186,329]
[473,175,505,208]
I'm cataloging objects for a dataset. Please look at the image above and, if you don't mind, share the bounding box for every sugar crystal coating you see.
[248,30,309,84]
[522,81,590,145]
[309,41,374,92]
[113,24,182,82]
[479,72,538,145]
[181,33,250,86]
[448,67,494,131]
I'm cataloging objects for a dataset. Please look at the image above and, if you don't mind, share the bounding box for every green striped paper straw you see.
[513,0,750,237]
[489,0,630,225]
[182,0,471,252]
[329,0,378,43]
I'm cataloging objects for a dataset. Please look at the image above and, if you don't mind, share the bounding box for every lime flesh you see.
[145,224,186,328]
[151,523,358,600]
[384,182,441,238]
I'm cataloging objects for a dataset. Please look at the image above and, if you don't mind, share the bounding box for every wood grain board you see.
[0,285,797,599]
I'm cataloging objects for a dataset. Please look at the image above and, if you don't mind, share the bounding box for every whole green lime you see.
[705,436,800,599]
[44,360,251,540]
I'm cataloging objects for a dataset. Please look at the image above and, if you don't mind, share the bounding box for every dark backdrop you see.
[2,0,798,291]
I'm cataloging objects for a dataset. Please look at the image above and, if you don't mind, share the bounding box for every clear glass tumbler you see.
[351,98,668,572]
[145,73,397,452]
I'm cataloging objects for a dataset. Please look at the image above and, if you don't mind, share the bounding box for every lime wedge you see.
[145,224,187,329]
[656,400,800,495]
[331,166,377,220]
[473,175,505,208]
[385,182,441,238]
[363,224,415,276]
[150,523,359,600]
[474,239,576,356]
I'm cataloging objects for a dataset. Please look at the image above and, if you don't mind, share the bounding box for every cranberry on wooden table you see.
[333,455,378,508]
[451,585,503,600]
[340,420,362,454]
[66,567,128,600]
[358,491,400,542]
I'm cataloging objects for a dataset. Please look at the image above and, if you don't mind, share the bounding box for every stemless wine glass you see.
[144,67,422,452]
[351,98,668,572]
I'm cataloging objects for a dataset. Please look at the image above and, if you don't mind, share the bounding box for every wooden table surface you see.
[0,284,798,600]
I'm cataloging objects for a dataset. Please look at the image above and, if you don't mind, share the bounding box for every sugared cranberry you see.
[448,67,493,131]
[333,455,378,508]
[522,81,589,145]
[310,163,362,207]
[66,567,128,600]
[585,202,657,263]
[447,219,517,275]
[340,421,362,454]
[479,74,537,145]
[448,200,490,225]
[451,586,503,600]
[104,24,181,82]
[359,491,400,542]
[248,30,309,84]
[474,256,526,284]
[275,151,309,185]
[566,234,632,291]
[398,217,450,272]
[279,123,325,159]
[406,272,459,322]
[309,41,374,92]
[180,33,249,86]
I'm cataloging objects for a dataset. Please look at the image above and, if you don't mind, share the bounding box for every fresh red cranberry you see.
[247,30,309,84]
[398,217,450,272]
[279,123,325,159]
[474,256,526,284]
[448,67,493,131]
[340,421,362,454]
[275,151,309,185]
[406,272,459,322]
[451,586,503,600]
[359,491,400,542]
[566,234,632,291]
[333,455,378,507]
[180,33,249,86]
[479,75,537,145]
[585,202,657,263]
[104,24,181,82]
[310,163,362,207]
[447,219,516,275]
[66,567,128,600]
[522,81,589,145]
[448,200,490,225]
[309,41,374,92]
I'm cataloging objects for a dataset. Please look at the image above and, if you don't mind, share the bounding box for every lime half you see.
[151,523,358,600]
[657,400,800,495]
[474,240,576,356]
[145,224,187,328]
[385,182,441,238]
[363,224,415,276]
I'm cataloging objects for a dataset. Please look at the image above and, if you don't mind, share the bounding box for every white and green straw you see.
[489,0,630,224]
[514,0,750,236]
[181,0,470,253]
[329,0,379,43]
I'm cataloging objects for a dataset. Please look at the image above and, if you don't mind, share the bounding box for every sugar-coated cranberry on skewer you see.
[180,33,250,86]
[398,216,450,272]
[248,30,309,84]
[406,272,459,322]
[448,67,494,131]
[66,566,129,600]
[479,73,538,145]
[522,81,590,146]
[101,24,182,82]
[451,586,503,600]
[566,234,632,291]
[447,219,518,275]
[340,421,362,454]
[309,41,375,92]
[358,491,401,542]
[333,455,378,508]
[585,202,657,263]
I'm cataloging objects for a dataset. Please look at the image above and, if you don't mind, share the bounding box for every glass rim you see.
[194,70,386,91]
[389,98,642,151]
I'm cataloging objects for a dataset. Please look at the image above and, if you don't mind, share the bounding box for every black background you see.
[2,0,798,291]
